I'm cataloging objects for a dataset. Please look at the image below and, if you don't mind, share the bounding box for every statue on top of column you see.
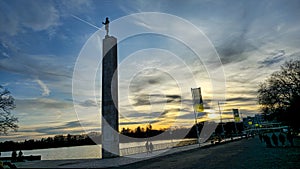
[102,17,110,36]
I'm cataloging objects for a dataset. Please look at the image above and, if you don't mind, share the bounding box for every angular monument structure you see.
[101,18,119,158]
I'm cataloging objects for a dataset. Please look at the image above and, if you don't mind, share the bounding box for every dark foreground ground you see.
[114,137,300,169]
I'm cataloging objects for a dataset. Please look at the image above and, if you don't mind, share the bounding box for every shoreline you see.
[0,138,197,154]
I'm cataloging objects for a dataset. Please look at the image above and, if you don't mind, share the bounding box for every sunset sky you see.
[1,0,300,141]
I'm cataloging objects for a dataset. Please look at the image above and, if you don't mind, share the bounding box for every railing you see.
[120,139,197,156]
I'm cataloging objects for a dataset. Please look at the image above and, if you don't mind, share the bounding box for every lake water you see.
[1,139,195,160]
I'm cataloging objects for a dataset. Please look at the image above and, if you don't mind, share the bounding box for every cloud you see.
[60,120,82,129]
[15,98,72,111]
[166,94,181,99]
[121,109,175,120]
[176,113,195,120]
[60,0,92,13]
[0,42,12,59]
[119,107,182,128]
[0,53,73,82]
[35,79,50,96]
[119,120,160,126]
[132,94,181,107]
[226,97,256,103]
[127,68,173,93]
[0,0,60,35]
[216,37,257,65]
[132,94,150,106]
[31,120,85,135]
[120,112,150,119]
[119,121,143,125]
[78,99,98,107]
[258,50,286,68]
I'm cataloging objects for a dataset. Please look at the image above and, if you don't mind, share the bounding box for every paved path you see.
[16,137,299,168]
[116,137,300,169]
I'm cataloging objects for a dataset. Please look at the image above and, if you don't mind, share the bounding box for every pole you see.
[102,35,119,158]
[218,101,225,139]
[193,109,200,146]
[191,88,201,146]
[234,121,238,136]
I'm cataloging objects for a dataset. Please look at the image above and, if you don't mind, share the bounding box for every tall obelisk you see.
[101,17,119,158]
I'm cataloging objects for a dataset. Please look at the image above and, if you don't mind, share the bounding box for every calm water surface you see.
[1,139,191,160]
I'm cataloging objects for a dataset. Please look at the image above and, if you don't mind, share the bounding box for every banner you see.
[232,109,240,122]
[191,87,204,112]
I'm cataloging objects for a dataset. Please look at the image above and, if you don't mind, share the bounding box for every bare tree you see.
[258,60,300,129]
[0,85,18,134]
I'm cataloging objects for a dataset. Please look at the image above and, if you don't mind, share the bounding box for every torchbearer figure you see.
[102,17,110,36]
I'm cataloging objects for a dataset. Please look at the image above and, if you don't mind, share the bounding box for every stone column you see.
[101,35,119,158]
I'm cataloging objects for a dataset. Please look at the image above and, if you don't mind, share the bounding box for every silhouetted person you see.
[145,141,149,154]
[279,132,285,146]
[218,135,222,143]
[102,17,109,36]
[11,150,17,162]
[149,142,154,153]
[259,133,263,143]
[271,133,279,147]
[18,150,23,162]
[287,130,294,147]
[263,134,272,148]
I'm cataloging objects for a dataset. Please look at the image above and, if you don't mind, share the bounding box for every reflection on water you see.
[1,145,101,160]
[28,145,102,160]
[1,139,194,160]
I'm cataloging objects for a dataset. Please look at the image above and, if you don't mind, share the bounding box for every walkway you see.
[16,137,299,168]
[117,137,300,169]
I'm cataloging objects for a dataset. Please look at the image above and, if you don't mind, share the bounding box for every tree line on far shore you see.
[0,133,96,152]
[0,122,243,152]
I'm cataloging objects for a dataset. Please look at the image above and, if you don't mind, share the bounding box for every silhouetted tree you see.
[121,127,131,135]
[0,85,18,134]
[258,60,300,129]
[146,124,152,132]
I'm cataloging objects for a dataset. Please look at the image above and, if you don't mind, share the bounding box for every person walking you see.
[271,133,279,147]
[18,150,23,162]
[263,134,272,148]
[149,141,154,153]
[287,130,294,147]
[11,150,17,162]
[259,133,263,143]
[145,141,150,154]
[279,132,285,146]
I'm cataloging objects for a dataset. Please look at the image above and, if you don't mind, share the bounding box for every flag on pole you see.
[232,109,240,122]
[191,87,204,112]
